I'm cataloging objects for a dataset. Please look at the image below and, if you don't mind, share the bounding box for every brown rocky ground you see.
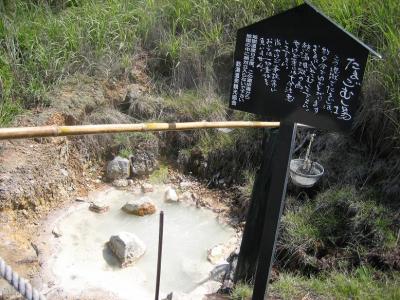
[0,65,150,297]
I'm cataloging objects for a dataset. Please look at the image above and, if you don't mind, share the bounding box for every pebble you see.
[52,226,62,238]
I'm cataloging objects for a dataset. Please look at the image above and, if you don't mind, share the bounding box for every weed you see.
[230,282,252,300]
[149,164,169,184]
[118,148,132,159]
[239,169,256,199]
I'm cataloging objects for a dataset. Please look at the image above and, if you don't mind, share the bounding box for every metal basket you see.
[289,159,324,188]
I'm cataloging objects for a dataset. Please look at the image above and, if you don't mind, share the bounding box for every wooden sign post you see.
[229,2,381,299]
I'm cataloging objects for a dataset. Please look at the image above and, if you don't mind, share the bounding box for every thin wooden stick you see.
[0,121,281,140]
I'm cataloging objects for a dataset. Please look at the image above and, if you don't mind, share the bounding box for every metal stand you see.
[252,122,297,300]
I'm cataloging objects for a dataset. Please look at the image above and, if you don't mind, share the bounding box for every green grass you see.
[149,164,169,184]
[278,186,398,273]
[231,282,253,300]
[113,131,158,158]
[231,269,400,300]
[162,91,226,122]
[1,0,398,144]
[271,268,400,300]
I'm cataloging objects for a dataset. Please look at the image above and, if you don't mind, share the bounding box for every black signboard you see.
[231,3,381,300]
[229,2,380,132]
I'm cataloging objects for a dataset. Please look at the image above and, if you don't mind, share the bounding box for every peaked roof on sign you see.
[239,1,382,59]
[303,1,382,58]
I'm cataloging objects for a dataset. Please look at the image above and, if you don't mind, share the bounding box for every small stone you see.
[164,187,178,203]
[52,226,62,238]
[179,181,192,188]
[207,244,225,264]
[162,292,174,300]
[60,168,69,177]
[122,197,157,216]
[179,191,194,202]
[76,197,86,202]
[141,183,154,193]
[21,209,29,218]
[127,179,134,186]
[209,263,230,282]
[89,201,110,213]
[113,179,129,187]
[108,232,146,268]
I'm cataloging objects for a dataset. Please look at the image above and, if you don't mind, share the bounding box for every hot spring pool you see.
[46,186,234,299]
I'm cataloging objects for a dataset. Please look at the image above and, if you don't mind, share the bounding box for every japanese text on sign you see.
[233,35,362,122]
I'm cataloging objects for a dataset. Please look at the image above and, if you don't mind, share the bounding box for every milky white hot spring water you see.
[46,186,234,299]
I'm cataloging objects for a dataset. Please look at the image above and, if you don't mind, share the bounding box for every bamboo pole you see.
[0,121,282,140]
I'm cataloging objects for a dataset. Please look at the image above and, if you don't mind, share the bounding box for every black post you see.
[155,211,164,300]
[235,128,280,282]
[252,122,297,300]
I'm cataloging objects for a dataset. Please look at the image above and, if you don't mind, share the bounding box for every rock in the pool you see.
[108,232,146,268]
[164,187,178,203]
[122,196,156,216]
[89,201,110,213]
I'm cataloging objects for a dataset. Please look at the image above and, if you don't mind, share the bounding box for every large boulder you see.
[122,196,156,216]
[106,156,130,181]
[130,153,159,176]
[108,232,146,268]
[164,187,178,203]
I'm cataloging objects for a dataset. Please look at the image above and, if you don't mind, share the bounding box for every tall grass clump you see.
[1,1,143,106]
[230,282,253,300]
[277,186,398,274]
